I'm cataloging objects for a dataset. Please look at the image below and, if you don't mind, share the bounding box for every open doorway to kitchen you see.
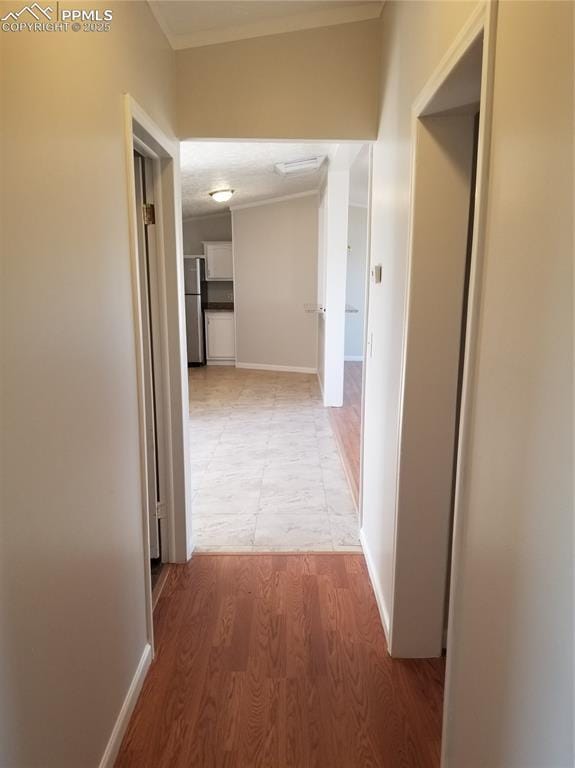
[180,141,362,552]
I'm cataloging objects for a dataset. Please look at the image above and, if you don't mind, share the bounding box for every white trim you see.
[148,1,383,51]
[360,528,391,645]
[230,190,318,212]
[358,143,374,530]
[441,3,497,764]
[236,362,317,374]
[349,201,369,210]
[414,3,487,118]
[124,94,192,571]
[123,102,155,650]
[98,643,152,768]
[207,359,236,366]
[231,213,239,366]
[320,164,350,407]
[344,355,364,362]
[391,0,491,659]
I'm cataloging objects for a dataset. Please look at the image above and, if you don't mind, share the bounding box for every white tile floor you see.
[189,366,361,552]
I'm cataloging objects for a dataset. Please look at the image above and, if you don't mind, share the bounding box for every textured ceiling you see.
[148,0,383,49]
[181,141,337,218]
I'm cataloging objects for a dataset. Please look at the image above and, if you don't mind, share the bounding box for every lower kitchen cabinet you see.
[205,310,235,362]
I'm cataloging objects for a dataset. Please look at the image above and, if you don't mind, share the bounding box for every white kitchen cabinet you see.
[205,311,235,361]
[203,241,233,281]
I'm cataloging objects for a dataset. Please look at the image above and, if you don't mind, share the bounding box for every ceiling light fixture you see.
[274,156,326,176]
[209,189,234,203]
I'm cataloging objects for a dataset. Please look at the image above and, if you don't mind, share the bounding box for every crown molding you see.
[182,210,232,222]
[148,2,384,52]
[230,190,319,212]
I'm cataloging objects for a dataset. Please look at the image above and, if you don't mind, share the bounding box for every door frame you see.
[123,96,193,647]
[385,0,497,753]
[358,143,374,528]
[389,0,497,656]
[132,149,166,562]
[439,3,498,757]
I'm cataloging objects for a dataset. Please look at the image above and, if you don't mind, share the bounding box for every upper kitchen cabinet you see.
[203,241,233,281]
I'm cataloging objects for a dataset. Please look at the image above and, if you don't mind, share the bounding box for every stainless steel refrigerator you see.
[184,257,207,365]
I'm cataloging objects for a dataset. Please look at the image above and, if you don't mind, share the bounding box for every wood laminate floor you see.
[116,554,445,768]
[329,362,363,505]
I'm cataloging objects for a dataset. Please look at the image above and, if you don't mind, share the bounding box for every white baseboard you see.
[359,528,391,646]
[98,643,152,768]
[206,359,235,366]
[344,355,364,362]
[236,362,317,374]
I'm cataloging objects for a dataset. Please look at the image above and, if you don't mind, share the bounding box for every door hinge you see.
[142,203,155,226]
[155,502,166,520]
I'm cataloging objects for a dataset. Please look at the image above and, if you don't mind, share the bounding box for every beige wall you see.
[232,195,318,370]
[2,2,573,765]
[444,3,573,765]
[0,3,176,766]
[363,0,573,765]
[182,211,232,254]
[176,20,381,140]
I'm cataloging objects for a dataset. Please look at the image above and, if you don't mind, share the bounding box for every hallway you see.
[115,554,445,768]
[188,367,360,551]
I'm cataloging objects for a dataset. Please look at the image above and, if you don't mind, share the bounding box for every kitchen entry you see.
[181,141,362,553]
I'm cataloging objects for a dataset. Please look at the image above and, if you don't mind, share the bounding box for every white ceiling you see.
[181,141,338,217]
[148,0,383,50]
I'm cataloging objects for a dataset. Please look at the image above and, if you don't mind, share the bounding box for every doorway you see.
[179,140,362,551]
[123,97,194,652]
[390,30,487,658]
[133,150,166,590]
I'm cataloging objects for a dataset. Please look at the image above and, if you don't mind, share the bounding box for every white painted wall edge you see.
[98,643,152,768]
[360,528,391,644]
[230,190,319,212]
[207,360,236,366]
[321,165,350,406]
[236,362,317,374]
[345,355,364,361]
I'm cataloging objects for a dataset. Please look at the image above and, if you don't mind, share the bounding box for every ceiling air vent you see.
[274,156,326,176]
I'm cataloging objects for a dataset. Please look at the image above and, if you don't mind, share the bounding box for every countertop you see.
[204,302,234,311]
